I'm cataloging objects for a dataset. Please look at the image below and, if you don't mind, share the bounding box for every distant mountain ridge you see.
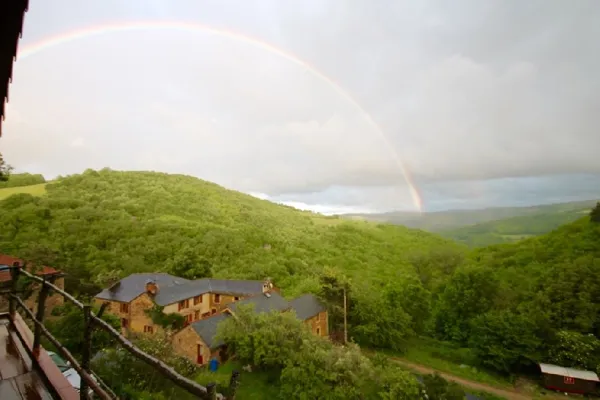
[340,200,598,232]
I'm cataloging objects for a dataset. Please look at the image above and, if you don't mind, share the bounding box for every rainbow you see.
[18,20,423,211]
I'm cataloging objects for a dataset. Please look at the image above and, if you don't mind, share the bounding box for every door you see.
[196,344,203,365]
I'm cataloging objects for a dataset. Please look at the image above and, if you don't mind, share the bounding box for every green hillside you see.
[344,200,597,232]
[0,172,47,199]
[431,214,600,376]
[439,208,593,247]
[0,182,47,199]
[1,168,598,396]
[0,172,46,189]
[0,169,464,349]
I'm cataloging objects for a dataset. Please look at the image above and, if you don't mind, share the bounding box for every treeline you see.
[432,213,600,376]
[0,172,46,188]
[440,209,592,247]
[0,169,598,387]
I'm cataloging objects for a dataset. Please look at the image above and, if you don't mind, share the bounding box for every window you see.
[211,308,217,315]
[234,296,240,301]
[178,299,190,310]
[194,310,200,320]
[121,318,129,328]
[214,294,221,304]
[187,314,193,323]
[564,376,575,384]
[316,327,321,335]
[315,313,320,322]
[144,325,154,334]
[120,303,129,313]
[194,295,202,305]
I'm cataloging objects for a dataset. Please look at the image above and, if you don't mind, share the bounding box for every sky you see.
[2,0,600,214]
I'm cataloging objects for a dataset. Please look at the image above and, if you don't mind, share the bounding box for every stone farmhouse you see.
[0,254,65,316]
[173,290,328,365]
[94,273,328,365]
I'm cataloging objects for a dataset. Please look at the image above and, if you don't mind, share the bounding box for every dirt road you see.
[389,357,559,400]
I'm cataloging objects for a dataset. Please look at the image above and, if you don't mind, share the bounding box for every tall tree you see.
[591,202,600,223]
[318,266,350,342]
[0,152,12,181]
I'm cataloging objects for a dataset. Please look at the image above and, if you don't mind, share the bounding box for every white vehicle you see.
[47,350,96,397]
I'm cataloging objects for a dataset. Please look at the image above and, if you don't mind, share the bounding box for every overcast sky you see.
[2,0,600,213]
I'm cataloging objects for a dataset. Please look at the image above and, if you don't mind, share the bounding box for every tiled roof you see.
[94,273,191,303]
[94,274,266,306]
[190,314,229,349]
[154,279,265,306]
[0,254,61,283]
[226,292,290,315]
[192,292,290,348]
[289,294,326,320]
[190,292,328,349]
[0,0,29,137]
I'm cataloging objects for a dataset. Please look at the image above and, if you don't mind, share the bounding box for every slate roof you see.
[190,314,229,349]
[0,0,29,136]
[289,294,326,320]
[190,292,328,349]
[94,273,192,303]
[226,291,290,314]
[94,274,266,306]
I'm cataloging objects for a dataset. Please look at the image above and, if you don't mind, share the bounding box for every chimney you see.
[262,278,273,295]
[146,279,159,295]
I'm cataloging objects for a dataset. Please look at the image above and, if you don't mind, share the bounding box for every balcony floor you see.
[0,319,54,399]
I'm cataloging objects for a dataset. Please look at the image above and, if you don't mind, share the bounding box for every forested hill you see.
[0,169,461,296]
[1,168,599,378]
[433,213,600,374]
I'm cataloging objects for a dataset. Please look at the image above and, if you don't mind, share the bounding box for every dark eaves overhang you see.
[0,0,29,137]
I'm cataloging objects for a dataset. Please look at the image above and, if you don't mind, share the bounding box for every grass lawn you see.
[194,361,280,400]
[0,183,47,199]
[384,337,511,388]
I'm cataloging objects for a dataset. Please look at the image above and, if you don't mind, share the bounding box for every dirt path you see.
[389,357,534,400]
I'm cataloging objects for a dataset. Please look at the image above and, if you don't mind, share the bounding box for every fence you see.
[0,264,240,400]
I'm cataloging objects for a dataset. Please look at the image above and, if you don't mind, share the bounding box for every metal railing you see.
[0,265,240,400]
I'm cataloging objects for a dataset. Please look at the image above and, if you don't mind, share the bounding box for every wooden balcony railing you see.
[0,265,240,400]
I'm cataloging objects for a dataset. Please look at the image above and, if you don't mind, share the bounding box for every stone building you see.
[172,290,328,365]
[0,254,65,316]
[93,273,278,334]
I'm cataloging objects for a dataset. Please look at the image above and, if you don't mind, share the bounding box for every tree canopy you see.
[1,168,599,388]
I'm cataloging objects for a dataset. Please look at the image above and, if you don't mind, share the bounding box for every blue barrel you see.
[209,358,219,372]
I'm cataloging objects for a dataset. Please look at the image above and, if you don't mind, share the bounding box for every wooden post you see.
[206,383,217,400]
[33,276,52,357]
[228,370,240,400]
[96,302,109,319]
[80,305,93,400]
[9,265,20,319]
[343,287,348,345]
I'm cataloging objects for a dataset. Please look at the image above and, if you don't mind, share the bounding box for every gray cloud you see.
[2,0,600,212]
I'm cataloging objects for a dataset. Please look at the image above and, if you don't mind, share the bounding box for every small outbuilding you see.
[539,363,599,394]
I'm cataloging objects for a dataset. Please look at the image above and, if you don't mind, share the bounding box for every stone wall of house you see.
[21,277,65,317]
[162,292,249,323]
[129,293,156,334]
[94,298,126,333]
[213,294,244,312]
[172,325,213,365]
[163,293,211,322]
[304,311,329,337]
